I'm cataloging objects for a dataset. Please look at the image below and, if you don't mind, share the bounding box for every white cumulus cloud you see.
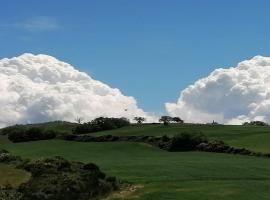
[0,53,155,127]
[166,56,270,124]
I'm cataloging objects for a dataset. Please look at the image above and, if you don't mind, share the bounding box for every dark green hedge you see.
[73,117,130,134]
[8,127,56,143]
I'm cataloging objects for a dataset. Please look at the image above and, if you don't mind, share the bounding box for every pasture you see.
[1,123,270,199]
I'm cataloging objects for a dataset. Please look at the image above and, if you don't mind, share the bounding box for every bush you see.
[73,117,130,134]
[18,156,118,200]
[0,153,23,164]
[8,128,56,143]
[0,149,9,154]
[0,189,22,200]
[0,125,25,136]
[166,132,208,151]
[243,121,269,126]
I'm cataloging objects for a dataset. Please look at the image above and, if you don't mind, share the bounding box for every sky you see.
[1,0,270,115]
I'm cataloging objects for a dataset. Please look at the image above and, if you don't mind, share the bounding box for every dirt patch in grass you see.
[105,184,144,199]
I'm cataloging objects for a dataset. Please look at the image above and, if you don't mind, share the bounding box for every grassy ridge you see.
[2,123,270,152]
[2,140,270,199]
[1,123,270,199]
[93,124,270,152]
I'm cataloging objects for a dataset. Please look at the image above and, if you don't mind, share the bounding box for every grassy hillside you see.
[1,123,270,199]
[1,139,270,199]
[2,123,270,152]
[94,124,270,152]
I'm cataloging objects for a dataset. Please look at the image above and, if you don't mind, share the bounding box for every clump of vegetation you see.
[0,149,26,166]
[1,125,25,135]
[164,132,208,151]
[134,117,146,124]
[159,116,184,126]
[65,132,207,152]
[0,153,23,165]
[18,156,119,200]
[0,187,22,200]
[196,140,257,156]
[8,127,56,143]
[73,117,130,134]
[243,121,269,126]
[0,149,119,200]
[0,149,9,154]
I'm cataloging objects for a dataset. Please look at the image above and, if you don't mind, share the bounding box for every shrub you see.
[83,163,100,171]
[161,135,170,142]
[7,130,25,142]
[0,125,25,136]
[43,130,58,138]
[0,149,9,154]
[0,189,22,200]
[0,153,23,164]
[18,156,118,200]
[73,117,130,134]
[8,128,56,143]
[167,132,208,151]
[243,121,269,126]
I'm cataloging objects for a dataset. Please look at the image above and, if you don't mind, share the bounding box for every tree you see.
[243,121,269,126]
[159,116,173,126]
[73,117,130,134]
[8,127,56,143]
[172,117,184,124]
[134,117,146,124]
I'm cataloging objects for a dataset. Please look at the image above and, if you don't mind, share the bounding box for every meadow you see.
[1,123,270,199]
[94,123,270,152]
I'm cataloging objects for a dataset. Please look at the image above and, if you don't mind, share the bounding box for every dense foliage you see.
[73,117,130,134]
[0,150,119,200]
[133,117,146,124]
[166,132,208,151]
[243,121,269,126]
[1,125,25,135]
[65,132,208,152]
[159,116,184,126]
[18,157,118,200]
[8,127,56,143]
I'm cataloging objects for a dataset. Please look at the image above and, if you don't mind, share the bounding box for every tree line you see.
[133,116,184,126]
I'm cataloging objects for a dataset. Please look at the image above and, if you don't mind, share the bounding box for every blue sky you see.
[1,0,270,114]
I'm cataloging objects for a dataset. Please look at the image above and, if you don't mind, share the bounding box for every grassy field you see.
[1,123,270,199]
[1,139,270,199]
[3,122,270,152]
[91,124,270,152]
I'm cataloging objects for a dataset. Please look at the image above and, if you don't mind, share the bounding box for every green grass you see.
[93,124,270,152]
[2,123,270,199]
[0,164,30,187]
[0,135,10,144]
[3,122,270,152]
[2,139,270,199]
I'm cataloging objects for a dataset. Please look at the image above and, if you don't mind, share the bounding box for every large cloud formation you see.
[0,53,154,127]
[166,56,270,124]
